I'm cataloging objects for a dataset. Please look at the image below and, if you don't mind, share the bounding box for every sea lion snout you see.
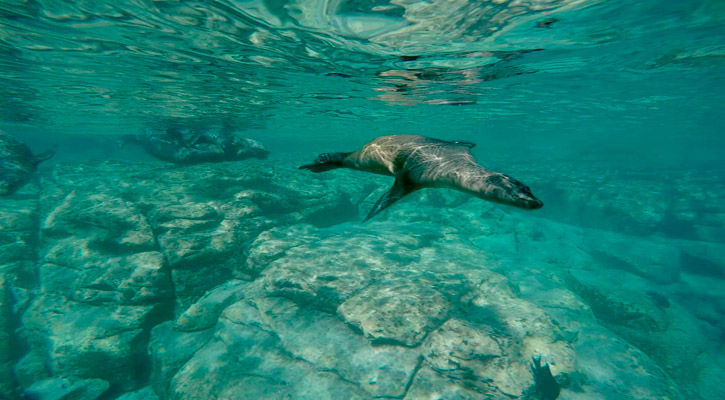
[521,196,544,209]
[482,174,543,210]
[517,184,544,209]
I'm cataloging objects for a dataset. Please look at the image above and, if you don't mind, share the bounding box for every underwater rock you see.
[148,322,214,400]
[130,159,378,310]
[0,181,41,397]
[403,365,488,399]
[244,224,320,276]
[673,273,725,337]
[565,269,670,330]
[148,224,519,398]
[565,268,708,396]
[2,158,722,399]
[421,318,505,383]
[163,300,372,399]
[425,274,574,397]
[23,378,109,400]
[507,263,685,399]
[116,386,159,400]
[21,296,167,391]
[173,280,246,332]
[583,230,681,284]
[673,239,725,279]
[154,291,415,399]
[514,163,725,243]
[148,221,690,399]
[5,160,372,396]
[691,353,725,400]
[338,282,449,347]
[29,159,376,318]
[585,177,669,235]
[41,191,156,252]
[0,275,14,397]
[0,198,38,265]
[666,170,725,243]
[16,167,174,392]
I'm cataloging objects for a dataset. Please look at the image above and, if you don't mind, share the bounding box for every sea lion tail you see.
[33,145,57,165]
[299,152,350,173]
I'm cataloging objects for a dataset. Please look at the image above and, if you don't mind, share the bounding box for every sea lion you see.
[299,134,543,221]
[119,129,268,165]
[0,132,56,195]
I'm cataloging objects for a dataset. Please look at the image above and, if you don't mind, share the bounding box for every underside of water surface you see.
[0,1,724,399]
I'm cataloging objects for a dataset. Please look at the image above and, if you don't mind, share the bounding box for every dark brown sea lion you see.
[300,134,543,221]
[119,129,268,165]
[0,132,56,195]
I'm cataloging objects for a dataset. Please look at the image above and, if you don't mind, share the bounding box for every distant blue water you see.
[1,0,724,399]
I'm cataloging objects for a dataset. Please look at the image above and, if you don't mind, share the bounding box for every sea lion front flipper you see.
[32,145,57,165]
[299,152,351,173]
[363,175,415,222]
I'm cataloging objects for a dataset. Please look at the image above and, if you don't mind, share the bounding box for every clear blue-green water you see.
[0,1,724,399]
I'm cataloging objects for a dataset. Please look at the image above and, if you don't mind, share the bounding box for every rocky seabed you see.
[0,160,723,400]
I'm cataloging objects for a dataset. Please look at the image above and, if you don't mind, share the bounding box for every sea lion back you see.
[402,141,479,188]
[346,135,427,175]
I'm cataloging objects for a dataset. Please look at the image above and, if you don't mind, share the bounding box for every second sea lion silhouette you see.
[0,131,56,195]
[299,134,543,221]
[119,128,268,165]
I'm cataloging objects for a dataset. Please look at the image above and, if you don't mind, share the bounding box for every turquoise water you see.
[1,0,724,399]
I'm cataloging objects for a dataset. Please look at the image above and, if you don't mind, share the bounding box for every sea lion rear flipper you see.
[32,145,57,165]
[364,176,415,222]
[299,152,351,173]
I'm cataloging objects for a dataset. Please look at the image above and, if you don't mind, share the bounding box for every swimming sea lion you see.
[299,134,543,221]
[119,129,268,165]
[0,132,56,195]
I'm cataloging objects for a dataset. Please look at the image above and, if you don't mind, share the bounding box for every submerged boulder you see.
[149,221,683,400]
[0,275,14,397]
[23,378,109,400]
[564,268,711,399]
[9,159,382,395]
[0,182,42,397]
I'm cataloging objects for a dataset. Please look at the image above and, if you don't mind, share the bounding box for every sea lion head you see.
[472,172,543,210]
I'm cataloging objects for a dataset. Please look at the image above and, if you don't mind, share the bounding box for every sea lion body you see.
[0,132,56,195]
[300,134,542,221]
[120,129,268,165]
